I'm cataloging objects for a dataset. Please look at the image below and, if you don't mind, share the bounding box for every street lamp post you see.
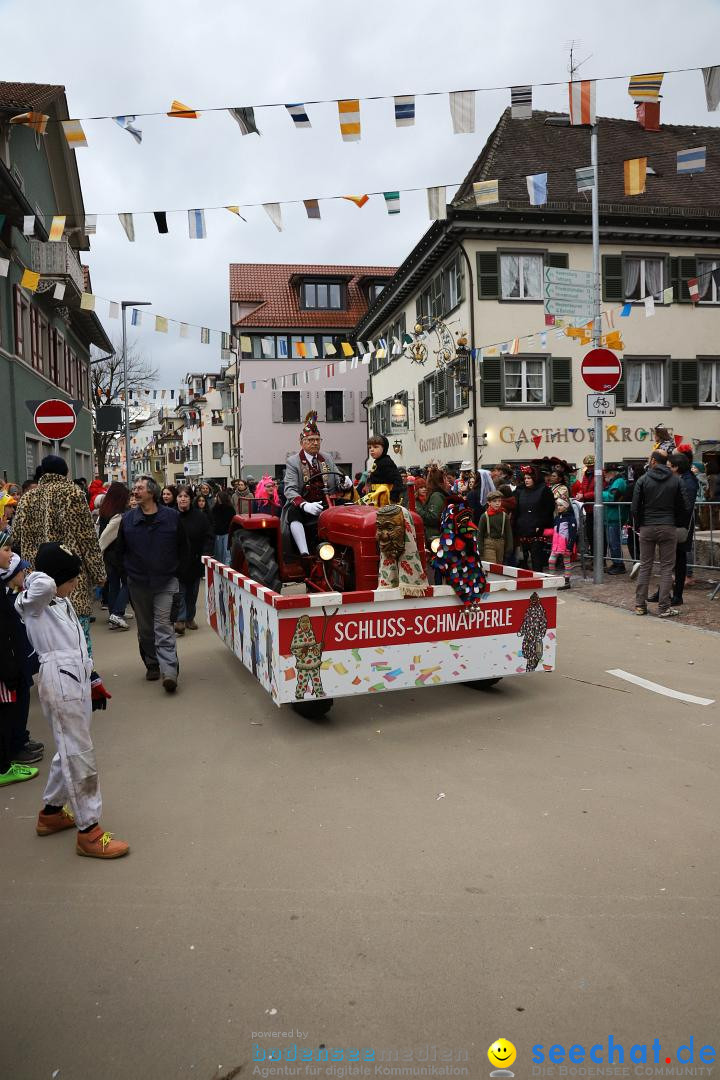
[120,300,152,484]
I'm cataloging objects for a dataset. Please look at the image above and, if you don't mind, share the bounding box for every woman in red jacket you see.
[571,454,595,555]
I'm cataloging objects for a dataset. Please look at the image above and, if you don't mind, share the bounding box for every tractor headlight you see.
[318,542,335,562]
[430,537,441,554]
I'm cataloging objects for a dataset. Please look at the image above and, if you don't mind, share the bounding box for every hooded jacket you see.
[631,465,689,527]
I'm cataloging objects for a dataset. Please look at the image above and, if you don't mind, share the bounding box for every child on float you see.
[15,542,129,859]
[363,435,403,506]
[478,490,514,566]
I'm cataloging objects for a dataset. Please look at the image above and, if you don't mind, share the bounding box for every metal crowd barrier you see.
[576,500,720,599]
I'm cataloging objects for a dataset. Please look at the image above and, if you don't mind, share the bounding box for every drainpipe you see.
[453,238,479,472]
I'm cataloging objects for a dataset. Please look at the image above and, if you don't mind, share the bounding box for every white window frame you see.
[699,359,720,406]
[697,259,720,305]
[503,358,547,405]
[624,256,664,302]
[500,253,544,300]
[625,359,665,408]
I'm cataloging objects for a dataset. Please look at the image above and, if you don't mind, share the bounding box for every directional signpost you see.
[544,266,594,319]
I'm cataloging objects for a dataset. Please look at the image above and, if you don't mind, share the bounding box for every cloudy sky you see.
[3,0,719,383]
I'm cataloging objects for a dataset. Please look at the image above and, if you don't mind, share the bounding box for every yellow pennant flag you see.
[168,100,198,118]
[10,111,49,134]
[624,157,647,196]
[295,341,307,358]
[80,292,96,310]
[240,335,252,353]
[338,99,361,141]
[342,194,369,208]
[61,119,88,148]
[20,269,40,292]
[49,215,66,242]
[340,342,354,357]
[155,316,168,333]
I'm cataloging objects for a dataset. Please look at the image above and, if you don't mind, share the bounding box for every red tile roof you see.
[0,81,64,113]
[229,263,396,329]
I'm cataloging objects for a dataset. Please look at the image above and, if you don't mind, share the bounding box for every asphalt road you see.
[2,591,719,1080]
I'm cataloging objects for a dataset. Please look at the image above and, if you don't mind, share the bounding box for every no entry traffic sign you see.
[33,399,77,441]
[581,348,622,393]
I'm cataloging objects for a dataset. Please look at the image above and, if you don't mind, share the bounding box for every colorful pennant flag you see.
[576,165,595,192]
[20,269,40,292]
[449,91,475,133]
[113,115,142,143]
[168,100,198,118]
[384,191,400,214]
[304,199,321,220]
[510,338,520,355]
[341,342,354,358]
[568,80,596,126]
[628,73,664,102]
[702,66,720,111]
[511,86,532,119]
[338,99,361,141]
[677,146,706,174]
[526,173,547,206]
[225,206,247,221]
[688,278,700,303]
[394,95,415,126]
[286,103,311,129]
[263,203,283,231]
[179,322,189,338]
[343,194,369,208]
[278,338,288,357]
[623,157,647,196]
[154,211,169,234]
[201,327,210,344]
[10,112,49,134]
[473,180,499,206]
[52,282,65,301]
[49,215,66,242]
[61,120,87,149]
[644,295,655,318]
[228,107,260,135]
[131,308,143,326]
[23,215,35,236]
[188,209,207,239]
[80,292,95,311]
[261,337,274,357]
[308,342,318,358]
[324,341,337,356]
[239,335,252,353]
[427,186,447,220]
[119,213,135,241]
[620,303,632,316]
[109,301,119,318]
[84,215,97,234]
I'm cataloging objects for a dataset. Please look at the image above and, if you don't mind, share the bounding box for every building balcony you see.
[28,239,85,296]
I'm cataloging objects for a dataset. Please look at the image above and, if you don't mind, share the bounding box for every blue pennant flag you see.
[620,303,632,317]
[113,115,142,144]
[677,146,706,174]
[526,172,548,206]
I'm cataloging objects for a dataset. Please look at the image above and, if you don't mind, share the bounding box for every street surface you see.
[2,591,719,1080]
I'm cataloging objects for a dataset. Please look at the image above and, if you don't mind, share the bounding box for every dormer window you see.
[301,281,344,310]
[367,282,386,302]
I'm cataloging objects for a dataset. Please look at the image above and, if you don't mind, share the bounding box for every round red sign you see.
[33,398,77,441]
[581,348,622,393]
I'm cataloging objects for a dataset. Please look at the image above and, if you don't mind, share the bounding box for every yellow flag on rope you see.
[167,100,198,118]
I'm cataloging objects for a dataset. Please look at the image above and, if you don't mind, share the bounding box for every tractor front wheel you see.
[291,698,334,720]
[231,531,281,591]
[464,678,503,691]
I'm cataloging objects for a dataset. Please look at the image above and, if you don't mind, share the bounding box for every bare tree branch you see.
[91,338,158,477]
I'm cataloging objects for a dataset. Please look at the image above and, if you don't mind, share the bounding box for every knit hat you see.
[300,411,320,440]
[0,554,30,582]
[40,454,69,476]
[35,542,82,586]
[583,454,595,466]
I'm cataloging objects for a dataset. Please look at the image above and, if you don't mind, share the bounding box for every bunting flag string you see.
[449,91,475,134]
[568,80,596,126]
[228,107,260,135]
[526,173,547,206]
[677,146,706,174]
[168,100,198,118]
[61,119,88,148]
[383,191,400,214]
[10,112,49,134]
[154,211,169,234]
[394,95,415,126]
[263,202,283,231]
[286,103,311,129]
[48,215,66,242]
[427,186,447,220]
[343,194,369,208]
[188,209,207,239]
[118,213,135,241]
[113,115,142,143]
[338,99,361,141]
[702,66,720,111]
[511,85,532,119]
[623,156,647,196]
[473,180,498,206]
[303,199,321,220]
[628,73,664,102]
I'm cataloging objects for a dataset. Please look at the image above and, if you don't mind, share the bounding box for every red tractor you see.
[229,479,426,595]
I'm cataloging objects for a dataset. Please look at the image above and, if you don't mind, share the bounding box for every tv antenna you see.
[564,39,592,80]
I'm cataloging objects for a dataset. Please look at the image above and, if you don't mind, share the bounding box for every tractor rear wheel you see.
[231,531,281,591]
[291,698,334,720]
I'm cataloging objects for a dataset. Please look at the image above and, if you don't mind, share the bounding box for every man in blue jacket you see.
[117,477,188,692]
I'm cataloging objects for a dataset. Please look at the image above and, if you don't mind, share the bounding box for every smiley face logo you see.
[488,1040,517,1070]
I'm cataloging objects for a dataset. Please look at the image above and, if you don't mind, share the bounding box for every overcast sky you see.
[3,0,719,384]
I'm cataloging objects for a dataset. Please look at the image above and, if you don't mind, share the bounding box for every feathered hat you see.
[300,411,320,440]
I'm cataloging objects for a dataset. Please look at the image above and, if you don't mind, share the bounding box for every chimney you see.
[636,102,660,131]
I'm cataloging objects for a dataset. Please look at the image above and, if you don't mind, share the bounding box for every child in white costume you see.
[15,543,129,859]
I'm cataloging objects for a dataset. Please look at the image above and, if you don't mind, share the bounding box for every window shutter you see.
[476,251,499,298]
[271,391,282,423]
[300,390,313,418]
[614,372,626,407]
[435,371,447,416]
[343,389,355,422]
[480,357,503,406]
[417,380,425,423]
[546,252,569,269]
[671,257,697,303]
[314,391,326,422]
[672,359,699,405]
[550,357,572,406]
[602,255,623,301]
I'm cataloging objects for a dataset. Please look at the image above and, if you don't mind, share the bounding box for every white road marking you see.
[606,669,715,706]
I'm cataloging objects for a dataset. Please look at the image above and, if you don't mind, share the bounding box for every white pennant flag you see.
[0,257,9,278]
[263,203,283,231]
[109,300,119,318]
[23,215,35,236]
[702,66,720,111]
[119,213,135,241]
[53,282,66,301]
[449,91,475,133]
[84,214,97,234]
[427,186,447,220]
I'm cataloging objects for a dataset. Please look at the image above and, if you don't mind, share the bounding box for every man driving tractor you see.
[281,411,353,559]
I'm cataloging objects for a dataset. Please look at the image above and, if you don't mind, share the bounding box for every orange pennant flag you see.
[295,341,307,358]
[20,269,40,293]
[168,100,198,118]
[343,194,369,208]
[10,111,49,134]
[624,157,647,196]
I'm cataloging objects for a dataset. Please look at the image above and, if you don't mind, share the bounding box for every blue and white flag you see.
[394,95,415,126]
[131,308,142,326]
[188,209,206,239]
[113,115,142,144]
[677,146,706,174]
[526,172,547,206]
[286,103,311,129]
[278,338,288,357]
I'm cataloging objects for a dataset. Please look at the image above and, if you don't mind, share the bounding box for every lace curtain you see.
[699,361,714,403]
[624,258,641,299]
[626,361,662,405]
[644,259,663,300]
[501,255,520,298]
